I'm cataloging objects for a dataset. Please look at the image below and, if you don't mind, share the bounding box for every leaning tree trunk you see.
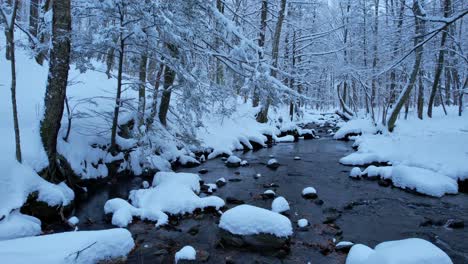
[159,44,178,127]
[427,0,451,118]
[257,0,286,123]
[387,0,425,132]
[40,0,71,183]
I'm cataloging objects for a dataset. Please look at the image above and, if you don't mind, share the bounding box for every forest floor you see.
[62,124,468,264]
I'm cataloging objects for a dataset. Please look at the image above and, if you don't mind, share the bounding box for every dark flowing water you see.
[72,132,468,264]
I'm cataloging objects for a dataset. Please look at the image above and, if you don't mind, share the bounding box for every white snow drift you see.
[0,228,134,264]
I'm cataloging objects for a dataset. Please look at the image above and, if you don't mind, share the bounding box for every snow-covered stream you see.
[69,129,467,263]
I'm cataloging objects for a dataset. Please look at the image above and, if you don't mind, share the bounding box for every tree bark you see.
[3,1,21,162]
[137,53,148,128]
[159,44,178,127]
[427,0,451,118]
[40,0,71,182]
[110,37,125,151]
[35,0,52,65]
[417,70,424,119]
[147,63,164,128]
[252,0,268,108]
[387,0,425,132]
[257,0,286,123]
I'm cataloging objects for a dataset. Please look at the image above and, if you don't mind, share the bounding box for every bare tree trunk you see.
[40,0,72,182]
[159,44,178,127]
[29,0,39,39]
[388,0,425,132]
[147,63,164,127]
[110,37,125,151]
[252,0,268,108]
[370,0,380,120]
[417,70,424,119]
[137,53,148,128]
[35,0,52,65]
[427,0,451,118]
[215,0,224,85]
[2,1,21,162]
[257,0,286,123]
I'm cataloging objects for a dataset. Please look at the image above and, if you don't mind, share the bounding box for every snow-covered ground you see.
[336,108,468,197]
[0,228,134,264]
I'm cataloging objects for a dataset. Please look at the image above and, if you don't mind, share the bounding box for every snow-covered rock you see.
[225,155,242,167]
[294,156,301,160]
[142,181,150,189]
[175,245,196,263]
[219,204,292,237]
[67,216,79,227]
[240,160,249,166]
[302,187,317,199]
[346,238,452,264]
[216,177,226,187]
[334,118,377,140]
[0,228,134,264]
[350,167,362,178]
[297,219,308,228]
[267,158,280,169]
[262,190,276,199]
[105,172,224,227]
[336,241,354,252]
[271,196,290,213]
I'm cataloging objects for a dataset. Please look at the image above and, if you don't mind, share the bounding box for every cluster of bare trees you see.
[1,0,466,183]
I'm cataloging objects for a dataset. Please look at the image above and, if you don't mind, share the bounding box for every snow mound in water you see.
[275,135,295,143]
[297,219,308,227]
[219,204,292,237]
[0,228,134,264]
[175,245,196,263]
[346,238,452,264]
[105,172,224,227]
[358,165,458,197]
[334,118,377,140]
[271,196,290,213]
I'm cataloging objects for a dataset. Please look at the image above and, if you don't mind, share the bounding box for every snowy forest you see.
[0,0,467,263]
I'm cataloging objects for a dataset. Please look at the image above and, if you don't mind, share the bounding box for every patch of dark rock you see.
[378,178,392,187]
[302,193,318,199]
[225,161,240,168]
[234,171,241,175]
[20,192,73,222]
[226,197,245,205]
[263,183,279,188]
[261,192,276,200]
[446,219,464,229]
[419,217,445,227]
[216,179,226,187]
[266,162,280,169]
[458,179,468,193]
[228,178,242,182]
[315,199,324,205]
[153,249,169,256]
[335,242,353,253]
[219,229,290,257]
